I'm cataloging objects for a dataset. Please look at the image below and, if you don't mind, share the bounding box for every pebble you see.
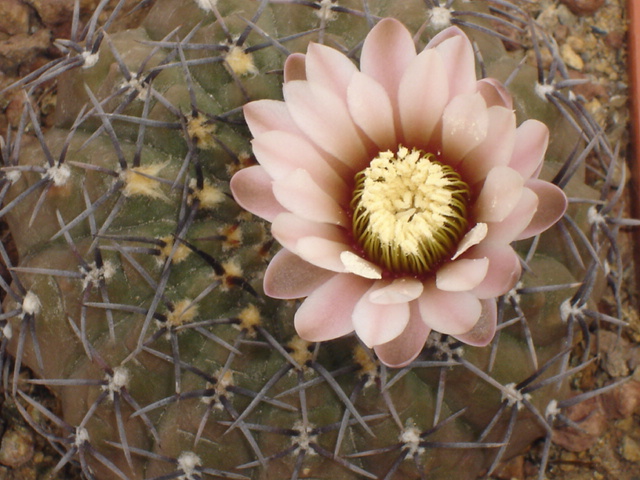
[552,396,607,452]
[621,436,640,462]
[0,0,31,36]
[0,427,34,469]
[560,43,584,71]
[560,0,605,16]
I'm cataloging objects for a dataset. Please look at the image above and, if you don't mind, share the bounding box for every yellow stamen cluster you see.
[351,146,469,276]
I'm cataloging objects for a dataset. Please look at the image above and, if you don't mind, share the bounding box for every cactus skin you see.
[0,1,632,479]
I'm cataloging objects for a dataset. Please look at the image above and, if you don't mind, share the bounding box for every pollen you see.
[351,146,469,276]
[158,235,191,264]
[166,299,198,327]
[122,163,169,200]
[237,304,262,333]
[288,336,313,367]
[186,112,217,150]
[224,46,258,77]
[188,178,224,209]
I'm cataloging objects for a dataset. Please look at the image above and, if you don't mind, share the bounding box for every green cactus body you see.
[0,1,630,479]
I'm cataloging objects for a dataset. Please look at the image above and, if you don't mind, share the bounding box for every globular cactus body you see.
[0,1,632,479]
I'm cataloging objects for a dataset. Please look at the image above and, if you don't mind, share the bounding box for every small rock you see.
[0,29,51,75]
[605,30,625,49]
[0,427,34,468]
[621,436,640,462]
[559,0,605,16]
[492,454,524,479]
[552,396,607,452]
[0,0,31,36]
[602,379,640,418]
[560,43,584,71]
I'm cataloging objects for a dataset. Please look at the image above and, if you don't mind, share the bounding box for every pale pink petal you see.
[340,251,382,279]
[441,92,489,165]
[469,245,522,299]
[459,106,516,185]
[347,72,396,149]
[517,179,567,240]
[272,169,348,226]
[306,43,357,99]
[252,131,349,203]
[297,237,353,272]
[369,278,423,305]
[452,223,488,260]
[264,249,336,299]
[398,48,449,148]
[452,299,497,346]
[295,273,371,342]
[230,166,285,221]
[509,120,549,179]
[284,53,306,82]
[284,80,368,170]
[484,187,538,244]
[474,166,524,223]
[476,78,513,109]
[427,26,476,99]
[271,212,346,257]
[243,100,300,136]
[417,282,482,335]
[374,303,430,367]
[360,18,416,106]
[436,258,489,292]
[352,281,411,347]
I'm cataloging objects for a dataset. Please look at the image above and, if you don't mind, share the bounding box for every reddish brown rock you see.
[0,0,31,36]
[552,396,608,452]
[560,0,605,16]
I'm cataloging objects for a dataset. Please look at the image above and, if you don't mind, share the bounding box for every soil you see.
[0,1,638,479]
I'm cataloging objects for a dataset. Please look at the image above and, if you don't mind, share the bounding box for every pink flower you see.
[230,19,567,367]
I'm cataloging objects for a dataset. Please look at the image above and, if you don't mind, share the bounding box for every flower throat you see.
[350,146,470,276]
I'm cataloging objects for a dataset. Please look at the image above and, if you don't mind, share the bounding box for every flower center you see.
[350,146,469,276]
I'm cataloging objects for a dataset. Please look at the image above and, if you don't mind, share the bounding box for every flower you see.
[230,18,567,367]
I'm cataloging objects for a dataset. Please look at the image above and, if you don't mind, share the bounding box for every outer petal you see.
[517,179,567,239]
[452,298,497,346]
[368,278,423,305]
[441,92,489,165]
[252,131,349,202]
[272,169,348,226]
[474,166,524,223]
[264,249,336,299]
[374,303,430,367]
[509,119,549,179]
[230,165,285,221]
[271,213,348,272]
[436,258,489,292]
[347,72,396,149]
[295,273,371,342]
[306,43,358,99]
[284,53,306,82]
[427,26,477,99]
[459,106,516,185]
[352,281,411,347]
[417,282,482,335]
[398,48,449,148]
[476,78,513,109]
[243,100,300,137]
[484,187,538,244]
[469,245,522,299]
[360,18,417,105]
[284,80,368,170]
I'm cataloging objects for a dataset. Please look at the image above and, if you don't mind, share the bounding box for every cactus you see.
[0,1,634,479]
